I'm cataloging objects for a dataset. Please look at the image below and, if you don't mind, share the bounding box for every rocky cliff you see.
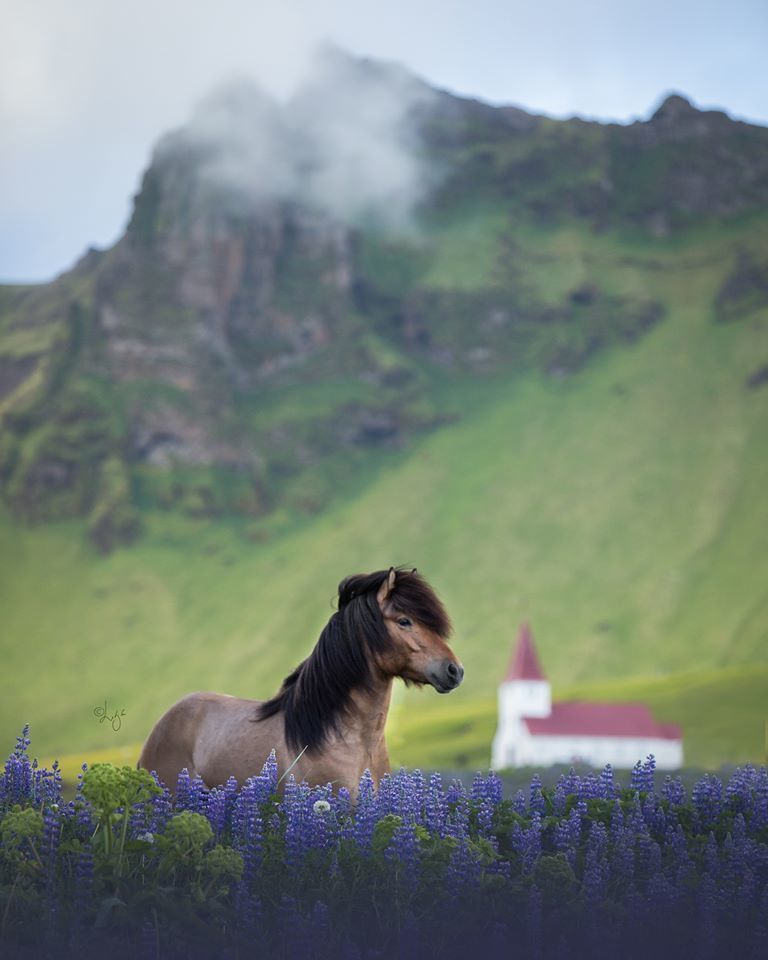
[1,55,767,550]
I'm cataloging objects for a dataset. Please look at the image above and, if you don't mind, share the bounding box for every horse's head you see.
[373,567,464,693]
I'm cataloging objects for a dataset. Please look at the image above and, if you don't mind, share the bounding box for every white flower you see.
[313,799,331,815]
[138,831,155,844]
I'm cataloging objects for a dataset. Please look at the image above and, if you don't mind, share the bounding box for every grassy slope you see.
[2,215,767,769]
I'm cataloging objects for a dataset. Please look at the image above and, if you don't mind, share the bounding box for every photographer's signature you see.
[93,700,126,732]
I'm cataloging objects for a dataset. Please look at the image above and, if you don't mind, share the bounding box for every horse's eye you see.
[397,617,412,628]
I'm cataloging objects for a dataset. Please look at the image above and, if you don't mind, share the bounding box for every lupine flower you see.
[554,806,581,867]
[424,772,446,836]
[385,820,419,889]
[529,773,546,814]
[598,764,616,800]
[661,774,686,806]
[445,837,481,898]
[693,774,724,829]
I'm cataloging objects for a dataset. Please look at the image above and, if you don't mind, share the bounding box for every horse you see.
[138,567,463,796]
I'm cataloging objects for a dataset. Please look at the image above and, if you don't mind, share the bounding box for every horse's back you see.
[138,691,235,791]
[138,691,277,793]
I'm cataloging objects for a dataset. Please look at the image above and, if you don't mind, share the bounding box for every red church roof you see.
[504,623,545,681]
[523,702,682,741]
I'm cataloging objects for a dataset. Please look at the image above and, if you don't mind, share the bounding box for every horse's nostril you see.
[447,662,459,679]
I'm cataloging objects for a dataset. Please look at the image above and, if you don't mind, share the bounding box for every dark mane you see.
[256,567,452,752]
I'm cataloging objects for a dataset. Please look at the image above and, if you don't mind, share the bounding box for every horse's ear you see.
[376,568,396,609]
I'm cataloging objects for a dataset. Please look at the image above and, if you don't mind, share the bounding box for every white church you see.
[491,624,684,770]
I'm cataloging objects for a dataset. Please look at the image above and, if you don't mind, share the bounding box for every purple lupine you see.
[661,774,686,806]
[628,795,650,839]
[445,791,470,841]
[641,755,656,794]
[513,812,542,873]
[630,760,645,794]
[583,820,609,899]
[385,820,419,889]
[666,823,690,868]
[513,790,527,815]
[175,768,192,810]
[609,807,635,888]
[554,806,581,867]
[642,792,667,835]
[205,776,239,839]
[637,836,662,882]
[391,769,420,824]
[147,778,173,835]
[445,778,466,806]
[578,773,600,803]
[33,759,63,807]
[704,831,720,879]
[407,769,426,822]
[232,769,275,847]
[692,774,724,830]
[475,797,494,838]
[237,811,263,899]
[73,763,94,837]
[187,773,208,814]
[2,725,34,805]
[552,780,571,817]
[471,771,488,803]
[445,838,481,898]
[529,774,546,815]
[425,773,446,836]
[560,768,581,797]
[582,848,606,902]
[354,770,378,853]
[282,780,312,872]
[752,769,768,831]
[486,771,503,805]
[42,804,62,876]
[261,750,278,792]
[598,764,616,800]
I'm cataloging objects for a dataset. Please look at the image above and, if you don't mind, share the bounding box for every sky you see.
[1,0,766,283]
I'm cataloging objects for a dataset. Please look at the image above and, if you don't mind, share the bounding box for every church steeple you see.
[504,622,545,682]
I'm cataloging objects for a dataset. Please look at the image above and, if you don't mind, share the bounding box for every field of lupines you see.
[1,727,767,959]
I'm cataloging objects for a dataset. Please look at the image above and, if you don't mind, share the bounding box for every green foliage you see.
[0,806,43,851]
[81,763,160,818]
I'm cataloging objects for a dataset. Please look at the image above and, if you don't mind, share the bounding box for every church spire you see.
[504,622,545,682]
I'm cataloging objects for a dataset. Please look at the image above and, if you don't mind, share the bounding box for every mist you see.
[177,47,437,229]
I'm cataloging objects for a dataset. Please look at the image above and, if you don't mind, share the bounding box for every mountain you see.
[1,53,767,765]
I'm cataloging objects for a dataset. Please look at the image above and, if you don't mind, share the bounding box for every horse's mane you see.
[256,567,452,753]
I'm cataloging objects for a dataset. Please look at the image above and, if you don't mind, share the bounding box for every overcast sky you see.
[1,0,766,283]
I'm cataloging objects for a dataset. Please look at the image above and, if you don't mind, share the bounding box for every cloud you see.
[173,46,436,229]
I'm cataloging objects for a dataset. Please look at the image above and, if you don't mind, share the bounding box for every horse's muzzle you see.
[431,659,464,693]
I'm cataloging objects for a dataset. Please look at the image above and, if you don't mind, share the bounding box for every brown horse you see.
[138,567,463,795]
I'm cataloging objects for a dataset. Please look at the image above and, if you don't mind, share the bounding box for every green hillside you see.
[2,215,767,767]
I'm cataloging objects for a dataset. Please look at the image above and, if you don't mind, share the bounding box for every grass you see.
[1,215,767,768]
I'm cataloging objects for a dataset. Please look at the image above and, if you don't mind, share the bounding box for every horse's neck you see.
[340,679,394,750]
